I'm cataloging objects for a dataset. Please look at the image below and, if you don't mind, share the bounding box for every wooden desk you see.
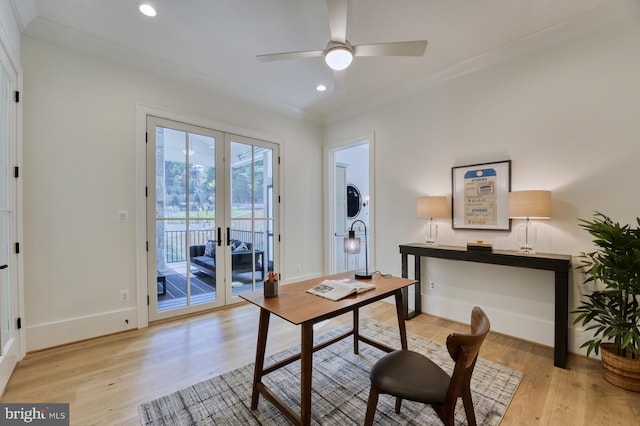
[399,243,572,368]
[240,272,417,425]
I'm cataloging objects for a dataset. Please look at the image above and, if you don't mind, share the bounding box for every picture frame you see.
[451,160,511,230]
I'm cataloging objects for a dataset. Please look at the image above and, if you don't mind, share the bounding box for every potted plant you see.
[573,212,640,391]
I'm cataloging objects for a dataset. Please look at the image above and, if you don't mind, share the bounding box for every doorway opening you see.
[328,138,372,274]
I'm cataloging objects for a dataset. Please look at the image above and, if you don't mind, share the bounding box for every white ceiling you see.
[18,0,638,120]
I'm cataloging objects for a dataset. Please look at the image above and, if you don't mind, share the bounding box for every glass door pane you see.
[228,138,275,299]
[150,118,221,319]
[187,132,217,306]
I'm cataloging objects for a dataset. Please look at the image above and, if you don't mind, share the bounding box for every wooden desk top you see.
[240,272,417,325]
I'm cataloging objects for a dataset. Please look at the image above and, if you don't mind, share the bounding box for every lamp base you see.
[354,271,372,280]
[516,246,536,254]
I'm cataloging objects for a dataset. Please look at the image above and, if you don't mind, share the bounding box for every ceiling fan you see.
[256,0,428,72]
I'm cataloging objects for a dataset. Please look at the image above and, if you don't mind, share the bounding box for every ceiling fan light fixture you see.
[325,47,353,71]
[139,3,157,17]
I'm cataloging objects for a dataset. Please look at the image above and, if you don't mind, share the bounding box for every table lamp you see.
[416,196,448,245]
[344,219,371,279]
[508,190,552,254]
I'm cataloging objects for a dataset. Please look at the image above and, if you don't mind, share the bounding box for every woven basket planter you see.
[601,343,640,392]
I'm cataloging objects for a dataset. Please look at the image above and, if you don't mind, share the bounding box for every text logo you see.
[0,404,69,425]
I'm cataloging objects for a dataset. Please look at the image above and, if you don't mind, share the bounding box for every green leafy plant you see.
[573,212,640,358]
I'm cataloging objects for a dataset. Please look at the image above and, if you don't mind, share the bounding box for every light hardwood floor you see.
[2,302,639,425]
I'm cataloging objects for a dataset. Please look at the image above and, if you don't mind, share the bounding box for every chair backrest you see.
[444,307,490,398]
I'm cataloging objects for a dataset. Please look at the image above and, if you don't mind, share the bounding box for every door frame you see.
[324,134,375,274]
[135,105,281,327]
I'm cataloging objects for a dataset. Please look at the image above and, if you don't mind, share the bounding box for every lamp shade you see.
[508,190,552,219]
[416,196,448,218]
[344,234,361,254]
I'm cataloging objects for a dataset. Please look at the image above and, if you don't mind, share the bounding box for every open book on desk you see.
[306,278,375,301]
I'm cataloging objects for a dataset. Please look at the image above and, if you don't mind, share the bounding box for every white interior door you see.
[0,53,20,392]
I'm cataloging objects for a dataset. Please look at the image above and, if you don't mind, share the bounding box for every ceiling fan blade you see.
[256,50,324,62]
[327,0,348,43]
[353,40,428,57]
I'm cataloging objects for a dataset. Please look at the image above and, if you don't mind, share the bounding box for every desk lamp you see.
[344,219,371,279]
[416,196,448,245]
[508,190,551,254]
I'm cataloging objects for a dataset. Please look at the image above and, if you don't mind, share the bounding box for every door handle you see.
[226,227,231,246]
[0,265,7,269]
[217,227,221,247]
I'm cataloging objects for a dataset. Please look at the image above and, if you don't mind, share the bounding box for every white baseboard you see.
[423,295,555,347]
[421,294,597,357]
[282,272,324,284]
[570,326,601,359]
[26,308,138,352]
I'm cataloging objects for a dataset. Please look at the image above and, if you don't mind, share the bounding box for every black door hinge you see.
[146,241,149,251]
[14,166,19,178]
[147,295,150,306]
[145,132,148,143]
[145,186,148,197]
[16,317,22,329]
[15,242,20,254]
[14,91,19,103]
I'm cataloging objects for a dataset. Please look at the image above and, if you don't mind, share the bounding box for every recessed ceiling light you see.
[139,3,157,17]
[316,84,327,92]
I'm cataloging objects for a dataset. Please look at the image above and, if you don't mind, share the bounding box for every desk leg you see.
[555,270,569,368]
[394,290,408,350]
[353,308,359,354]
[300,322,314,426]
[251,308,270,410]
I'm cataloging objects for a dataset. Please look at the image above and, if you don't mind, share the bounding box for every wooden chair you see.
[364,306,490,426]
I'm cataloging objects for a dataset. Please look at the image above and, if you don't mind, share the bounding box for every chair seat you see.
[370,350,451,404]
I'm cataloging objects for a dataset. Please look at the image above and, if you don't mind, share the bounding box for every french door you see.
[147,117,278,321]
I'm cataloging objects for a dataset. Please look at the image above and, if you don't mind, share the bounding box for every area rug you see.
[139,320,523,425]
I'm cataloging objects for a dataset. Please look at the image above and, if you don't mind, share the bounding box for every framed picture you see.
[451,160,511,230]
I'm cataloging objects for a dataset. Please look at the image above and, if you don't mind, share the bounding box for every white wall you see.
[21,36,324,351]
[324,17,640,353]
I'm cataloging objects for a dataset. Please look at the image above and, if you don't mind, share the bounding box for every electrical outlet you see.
[118,210,128,223]
[429,281,435,289]
[296,264,301,272]
[120,289,130,302]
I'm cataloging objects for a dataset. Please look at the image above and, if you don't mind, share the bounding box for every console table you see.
[399,243,572,368]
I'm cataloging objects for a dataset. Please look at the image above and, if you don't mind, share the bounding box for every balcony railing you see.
[162,229,268,263]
